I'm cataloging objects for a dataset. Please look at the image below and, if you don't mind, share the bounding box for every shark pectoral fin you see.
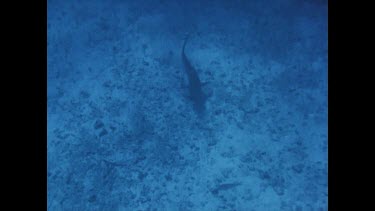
[204,89,213,100]
[202,82,210,87]
[202,83,213,98]
[182,92,191,101]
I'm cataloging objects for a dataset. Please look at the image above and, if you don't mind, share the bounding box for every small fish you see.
[211,182,241,195]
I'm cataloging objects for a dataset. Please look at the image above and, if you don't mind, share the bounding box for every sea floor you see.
[47,0,328,210]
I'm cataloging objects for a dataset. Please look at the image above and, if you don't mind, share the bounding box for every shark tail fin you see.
[182,32,191,53]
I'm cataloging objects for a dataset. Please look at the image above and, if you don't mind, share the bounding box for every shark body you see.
[181,35,207,115]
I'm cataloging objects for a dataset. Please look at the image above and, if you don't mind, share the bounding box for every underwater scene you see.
[47,0,327,210]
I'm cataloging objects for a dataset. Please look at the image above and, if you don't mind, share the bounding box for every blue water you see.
[47,0,327,210]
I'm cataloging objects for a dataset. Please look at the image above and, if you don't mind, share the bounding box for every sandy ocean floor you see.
[47,0,327,210]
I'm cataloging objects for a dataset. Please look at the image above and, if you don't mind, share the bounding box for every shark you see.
[181,34,208,116]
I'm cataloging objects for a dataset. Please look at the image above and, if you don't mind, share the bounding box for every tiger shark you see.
[181,34,208,116]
